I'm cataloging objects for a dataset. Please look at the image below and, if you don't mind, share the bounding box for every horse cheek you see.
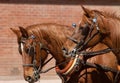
[88,35,101,47]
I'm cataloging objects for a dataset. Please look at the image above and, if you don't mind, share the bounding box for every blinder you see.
[81,23,90,37]
[25,46,35,56]
[20,34,53,81]
[81,14,98,38]
[27,35,36,56]
[66,14,101,57]
[80,14,100,40]
[20,34,36,56]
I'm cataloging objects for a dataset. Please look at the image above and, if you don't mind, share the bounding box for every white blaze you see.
[20,43,24,52]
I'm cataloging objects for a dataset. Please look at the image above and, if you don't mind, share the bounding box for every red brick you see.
[0,1,119,80]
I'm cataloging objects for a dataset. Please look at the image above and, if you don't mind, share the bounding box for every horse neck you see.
[42,35,68,69]
[51,51,68,69]
[43,36,68,69]
[35,38,67,69]
[100,15,120,64]
[101,16,120,49]
[99,17,113,47]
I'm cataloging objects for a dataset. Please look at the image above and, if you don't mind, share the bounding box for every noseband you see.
[22,35,38,68]
[64,14,120,83]
[21,35,42,80]
[68,14,103,56]
[21,35,54,80]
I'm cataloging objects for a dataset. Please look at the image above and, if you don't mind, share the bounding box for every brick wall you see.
[0,0,119,80]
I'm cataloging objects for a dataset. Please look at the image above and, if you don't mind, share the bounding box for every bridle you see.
[20,35,41,81]
[67,13,104,57]
[20,35,53,81]
[63,13,120,83]
[79,15,101,49]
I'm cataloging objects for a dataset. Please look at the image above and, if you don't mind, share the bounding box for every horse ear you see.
[10,28,21,38]
[10,28,22,44]
[81,6,91,18]
[19,26,29,38]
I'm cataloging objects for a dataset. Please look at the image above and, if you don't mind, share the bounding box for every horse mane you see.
[25,23,73,52]
[93,9,120,21]
[103,11,120,21]
[103,11,120,50]
[93,10,120,51]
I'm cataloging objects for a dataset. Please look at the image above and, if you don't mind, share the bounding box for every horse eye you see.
[25,48,29,54]
[81,26,90,36]
[29,47,35,56]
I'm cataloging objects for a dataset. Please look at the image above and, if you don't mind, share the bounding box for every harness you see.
[66,14,120,83]
[21,35,54,81]
[21,17,120,83]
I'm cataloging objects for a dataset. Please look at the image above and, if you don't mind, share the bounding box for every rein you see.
[21,35,55,81]
[78,14,101,51]
[78,48,112,60]
[40,58,70,74]
[65,14,120,82]
[78,14,120,82]
[21,35,71,75]
[42,56,53,67]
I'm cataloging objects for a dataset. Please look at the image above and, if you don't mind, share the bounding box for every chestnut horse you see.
[11,23,118,83]
[11,23,73,83]
[62,6,120,66]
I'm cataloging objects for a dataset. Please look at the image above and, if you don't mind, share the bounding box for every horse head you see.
[62,6,110,57]
[11,27,48,83]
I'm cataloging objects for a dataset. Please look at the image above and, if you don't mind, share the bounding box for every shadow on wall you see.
[0,0,120,5]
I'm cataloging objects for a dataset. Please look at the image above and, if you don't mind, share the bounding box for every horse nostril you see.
[62,47,66,51]
[26,76,32,82]
[62,47,68,52]
[38,75,40,79]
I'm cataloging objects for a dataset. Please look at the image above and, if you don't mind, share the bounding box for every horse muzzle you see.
[25,73,40,83]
